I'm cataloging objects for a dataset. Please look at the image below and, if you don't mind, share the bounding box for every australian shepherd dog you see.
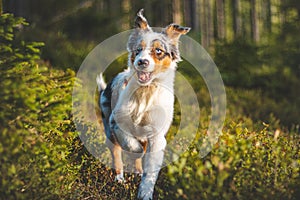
[97,9,190,200]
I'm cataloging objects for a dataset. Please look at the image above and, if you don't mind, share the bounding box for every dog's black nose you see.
[137,59,149,68]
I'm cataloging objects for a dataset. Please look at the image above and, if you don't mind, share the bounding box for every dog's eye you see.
[135,47,143,55]
[155,48,163,55]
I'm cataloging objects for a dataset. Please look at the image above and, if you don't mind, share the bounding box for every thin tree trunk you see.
[193,0,200,32]
[183,0,199,31]
[121,0,130,30]
[200,0,208,48]
[232,0,242,38]
[216,0,226,40]
[172,0,182,24]
[183,0,192,27]
[263,0,272,33]
[0,0,2,15]
[251,0,259,42]
[200,0,213,48]
[280,0,286,25]
[207,0,214,46]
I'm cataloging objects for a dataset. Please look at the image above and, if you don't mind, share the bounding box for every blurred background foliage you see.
[1,0,299,199]
[3,0,300,126]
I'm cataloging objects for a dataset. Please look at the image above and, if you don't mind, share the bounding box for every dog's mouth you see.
[137,71,153,84]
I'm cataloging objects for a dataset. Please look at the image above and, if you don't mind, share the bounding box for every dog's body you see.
[97,9,190,200]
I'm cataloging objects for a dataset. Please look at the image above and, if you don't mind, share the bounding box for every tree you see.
[200,0,208,47]
[216,0,226,40]
[172,0,182,24]
[232,0,242,38]
[200,0,214,48]
[121,0,130,29]
[183,0,191,27]
[0,0,2,14]
[262,0,272,34]
[250,0,259,42]
[207,0,214,46]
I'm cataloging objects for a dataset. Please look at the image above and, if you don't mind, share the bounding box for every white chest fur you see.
[112,73,174,139]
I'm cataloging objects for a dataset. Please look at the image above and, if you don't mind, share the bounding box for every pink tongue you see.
[139,72,149,82]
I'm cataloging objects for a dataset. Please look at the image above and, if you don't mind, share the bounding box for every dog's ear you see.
[163,24,190,62]
[135,9,151,31]
[164,24,191,41]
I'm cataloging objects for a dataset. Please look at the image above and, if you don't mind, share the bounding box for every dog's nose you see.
[137,59,149,68]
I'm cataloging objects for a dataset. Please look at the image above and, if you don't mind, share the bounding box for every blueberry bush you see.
[0,13,299,200]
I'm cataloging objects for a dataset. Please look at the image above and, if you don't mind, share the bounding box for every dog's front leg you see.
[137,135,166,200]
[105,139,124,182]
[110,111,144,155]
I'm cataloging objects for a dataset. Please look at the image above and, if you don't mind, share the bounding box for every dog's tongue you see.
[138,71,150,82]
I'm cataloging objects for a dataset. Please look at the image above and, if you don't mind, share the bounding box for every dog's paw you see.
[114,173,124,183]
[137,182,154,200]
[137,189,153,200]
[126,140,144,154]
[135,170,143,176]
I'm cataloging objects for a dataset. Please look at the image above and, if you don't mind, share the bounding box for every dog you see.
[97,9,190,200]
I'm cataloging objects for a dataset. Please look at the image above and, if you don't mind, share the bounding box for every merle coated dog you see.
[97,9,190,200]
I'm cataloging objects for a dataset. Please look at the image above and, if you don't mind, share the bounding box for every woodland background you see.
[1,0,299,199]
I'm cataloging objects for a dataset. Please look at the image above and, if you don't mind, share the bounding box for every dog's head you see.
[127,9,190,86]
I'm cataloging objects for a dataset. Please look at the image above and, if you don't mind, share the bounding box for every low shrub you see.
[0,13,77,199]
[164,119,300,200]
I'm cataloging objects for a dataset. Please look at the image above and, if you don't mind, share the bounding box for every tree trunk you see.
[251,0,259,42]
[193,0,200,32]
[280,0,287,25]
[199,0,213,48]
[216,0,226,40]
[183,0,192,27]
[172,0,182,24]
[232,0,242,38]
[263,0,272,33]
[121,0,130,30]
[207,0,214,46]
[0,0,2,15]
[200,0,208,48]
